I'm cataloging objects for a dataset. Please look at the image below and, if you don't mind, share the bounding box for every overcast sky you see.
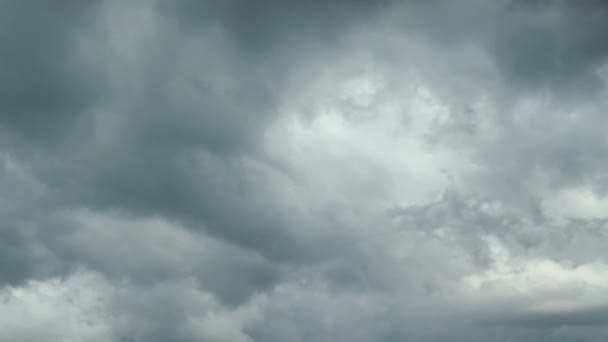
[2,1,608,341]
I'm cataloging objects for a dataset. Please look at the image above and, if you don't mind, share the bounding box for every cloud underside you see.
[2,1,608,341]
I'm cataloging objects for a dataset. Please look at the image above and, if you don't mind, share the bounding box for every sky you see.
[1,1,608,341]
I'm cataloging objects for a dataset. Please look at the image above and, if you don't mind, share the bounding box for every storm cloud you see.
[2,0,608,341]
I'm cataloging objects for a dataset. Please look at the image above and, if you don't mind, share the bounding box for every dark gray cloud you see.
[490,1,608,97]
[0,1,102,145]
[481,305,608,328]
[2,0,608,341]
[392,0,608,99]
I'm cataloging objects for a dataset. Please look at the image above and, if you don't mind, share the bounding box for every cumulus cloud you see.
[2,0,608,341]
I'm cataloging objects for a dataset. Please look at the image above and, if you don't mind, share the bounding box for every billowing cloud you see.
[2,0,608,341]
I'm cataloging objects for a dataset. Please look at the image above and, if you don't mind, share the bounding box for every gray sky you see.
[2,1,608,341]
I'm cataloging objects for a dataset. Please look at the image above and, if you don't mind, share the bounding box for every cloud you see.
[2,0,608,340]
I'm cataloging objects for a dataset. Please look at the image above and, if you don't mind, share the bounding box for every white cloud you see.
[462,235,608,313]
[542,187,608,221]
[0,271,112,342]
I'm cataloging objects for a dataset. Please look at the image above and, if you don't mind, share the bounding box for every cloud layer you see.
[2,1,608,341]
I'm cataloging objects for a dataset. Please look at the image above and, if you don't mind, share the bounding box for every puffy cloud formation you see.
[2,1,608,341]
